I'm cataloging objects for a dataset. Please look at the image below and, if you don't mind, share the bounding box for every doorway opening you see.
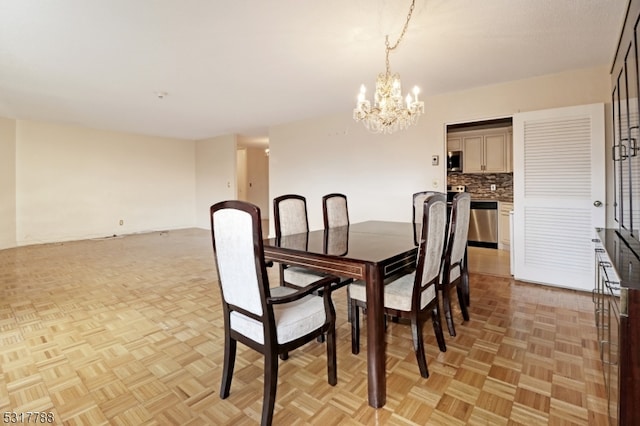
[445,117,514,253]
[236,140,270,223]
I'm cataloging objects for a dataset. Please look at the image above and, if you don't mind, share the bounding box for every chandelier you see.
[353,0,424,134]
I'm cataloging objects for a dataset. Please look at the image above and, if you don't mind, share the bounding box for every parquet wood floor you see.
[0,229,607,425]
[467,247,511,278]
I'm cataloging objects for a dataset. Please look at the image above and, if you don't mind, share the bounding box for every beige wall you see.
[0,117,17,249]
[1,118,247,248]
[1,65,615,247]
[14,120,197,245]
[269,66,613,231]
[195,134,237,229]
[0,117,255,248]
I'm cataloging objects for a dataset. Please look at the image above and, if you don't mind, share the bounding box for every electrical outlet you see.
[490,184,496,191]
[119,219,124,226]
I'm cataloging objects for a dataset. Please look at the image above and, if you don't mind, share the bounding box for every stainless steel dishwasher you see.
[468,200,498,248]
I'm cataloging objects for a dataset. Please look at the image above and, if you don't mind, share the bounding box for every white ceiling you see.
[0,1,628,146]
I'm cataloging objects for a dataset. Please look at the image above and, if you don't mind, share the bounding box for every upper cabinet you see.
[448,127,512,173]
[611,0,640,243]
[447,135,462,152]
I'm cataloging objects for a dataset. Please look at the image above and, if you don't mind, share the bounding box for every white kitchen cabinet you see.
[499,202,513,250]
[462,135,483,172]
[447,135,462,151]
[454,128,512,173]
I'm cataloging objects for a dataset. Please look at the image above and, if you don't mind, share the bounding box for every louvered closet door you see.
[513,103,605,290]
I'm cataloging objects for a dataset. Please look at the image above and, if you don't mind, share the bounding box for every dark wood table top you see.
[264,220,418,265]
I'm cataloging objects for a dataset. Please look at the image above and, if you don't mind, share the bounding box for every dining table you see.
[263,220,419,408]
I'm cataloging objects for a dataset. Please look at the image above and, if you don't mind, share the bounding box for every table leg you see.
[365,264,386,408]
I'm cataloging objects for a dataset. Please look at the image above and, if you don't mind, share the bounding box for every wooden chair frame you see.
[211,200,338,426]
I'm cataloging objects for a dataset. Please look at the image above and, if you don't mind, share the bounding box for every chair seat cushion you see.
[283,266,327,287]
[230,286,326,345]
[349,272,436,312]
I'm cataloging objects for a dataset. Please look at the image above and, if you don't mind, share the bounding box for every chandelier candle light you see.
[353,0,424,134]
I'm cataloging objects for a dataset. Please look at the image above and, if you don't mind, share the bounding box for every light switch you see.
[431,155,439,166]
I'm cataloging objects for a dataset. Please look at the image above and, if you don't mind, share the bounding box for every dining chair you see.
[273,194,332,290]
[439,192,471,337]
[348,193,448,378]
[322,193,355,318]
[210,200,338,426]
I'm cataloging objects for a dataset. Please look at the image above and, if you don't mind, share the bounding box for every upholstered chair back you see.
[449,193,471,267]
[412,191,442,246]
[274,195,309,237]
[323,194,349,228]
[211,201,266,316]
[413,191,437,224]
[418,194,448,287]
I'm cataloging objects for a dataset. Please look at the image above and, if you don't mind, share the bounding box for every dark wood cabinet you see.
[613,0,640,243]
[593,231,625,425]
[594,229,640,425]
[599,1,640,424]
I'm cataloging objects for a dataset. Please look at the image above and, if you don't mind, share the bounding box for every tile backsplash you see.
[447,172,513,202]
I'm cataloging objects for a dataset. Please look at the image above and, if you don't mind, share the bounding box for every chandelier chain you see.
[385,0,416,75]
[386,0,416,51]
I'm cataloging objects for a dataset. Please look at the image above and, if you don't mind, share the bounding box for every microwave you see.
[447,151,462,172]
